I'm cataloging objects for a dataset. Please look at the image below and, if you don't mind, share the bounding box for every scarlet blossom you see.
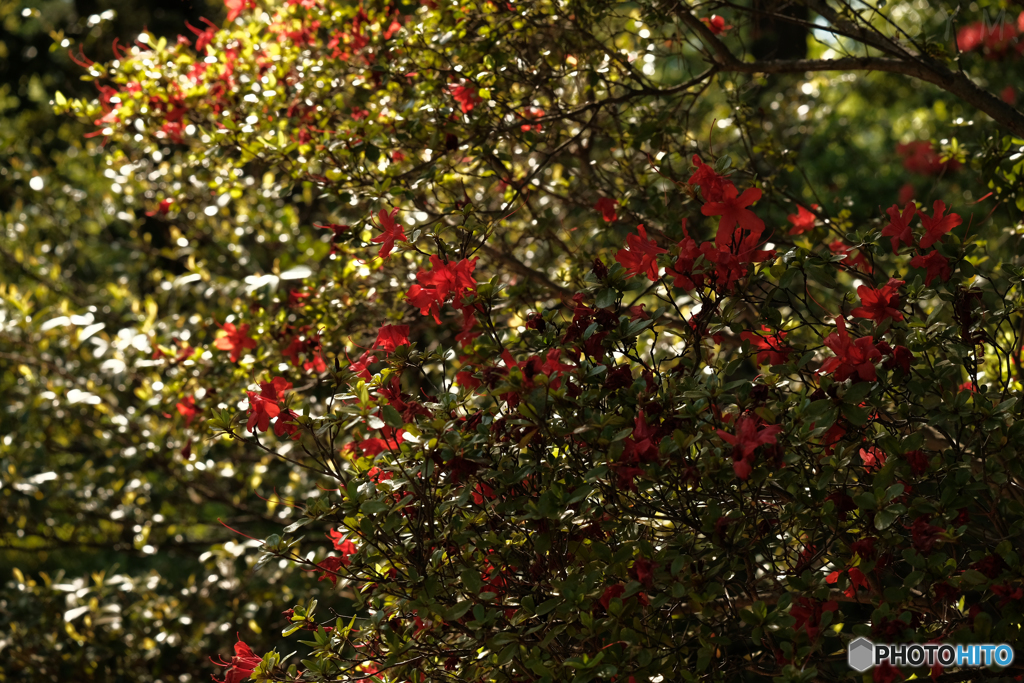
[407,257,478,323]
[716,415,782,480]
[145,198,174,216]
[688,155,731,203]
[740,325,791,366]
[880,201,917,254]
[374,324,410,353]
[615,224,667,281]
[599,583,626,610]
[623,410,660,464]
[316,555,345,586]
[992,584,1024,608]
[471,482,496,505]
[369,207,407,258]
[224,0,256,23]
[911,516,944,553]
[184,17,218,52]
[176,396,198,426]
[903,449,930,475]
[851,278,905,322]
[327,529,358,562]
[790,597,839,639]
[702,185,765,252]
[859,446,886,473]
[851,538,876,559]
[630,557,655,589]
[909,250,952,285]
[518,107,545,131]
[211,637,262,683]
[595,197,618,222]
[819,316,883,382]
[214,322,257,363]
[826,566,869,598]
[273,409,301,440]
[1002,86,1017,105]
[246,376,292,433]
[667,222,706,290]
[451,83,482,113]
[918,200,962,250]
[701,14,733,34]
[897,141,959,175]
[787,204,818,234]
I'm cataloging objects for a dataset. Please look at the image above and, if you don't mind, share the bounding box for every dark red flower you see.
[370,207,407,259]
[211,637,262,683]
[214,322,257,363]
[599,583,625,610]
[702,185,765,253]
[688,155,731,203]
[701,14,733,34]
[880,201,917,254]
[859,446,886,473]
[451,83,482,113]
[176,395,199,426]
[716,415,782,479]
[910,250,951,285]
[374,324,410,353]
[595,197,618,222]
[615,225,668,281]
[918,200,961,250]
[787,204,818,235]
[246,377,291,433]
[851,278,905,323]
[327,529,358,562]
[819,317,883,382]
[740,325,791,366]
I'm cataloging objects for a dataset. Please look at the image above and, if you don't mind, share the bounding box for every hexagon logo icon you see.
[848,637,875,672]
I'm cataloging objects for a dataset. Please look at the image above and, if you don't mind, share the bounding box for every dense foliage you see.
[8,0,1024,681]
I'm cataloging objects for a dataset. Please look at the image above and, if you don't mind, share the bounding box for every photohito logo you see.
[847,637,1015,671]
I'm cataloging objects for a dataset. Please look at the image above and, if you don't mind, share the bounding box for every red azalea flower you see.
[740,325,791,366]
[176,395,198,426]
[615,224,668,281]
[374,324,410,353]
[451,83,482,113]
[851,278,905,322]
[702,185,765,253]
[273,409,301,440]
[787,204,818,235]
[881,201,917,254]
[214,322,257,363]
[316,555,345,586]
[595,197,618,222]
[327,529,358,562]
[859,446,887,473]
[819,317,883,382]
[918,200,961,250]
[246,376,292,433]
[224,0,256,24]
[701,14,733,35]
[688,155,731,203]
[369,207,407,258]
[211,637,262,683]
[716,415,782,480]
[599,583,625,610]
[909,250,951,285]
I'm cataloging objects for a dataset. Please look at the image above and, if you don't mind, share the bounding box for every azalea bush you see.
[10,0,1024,681]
